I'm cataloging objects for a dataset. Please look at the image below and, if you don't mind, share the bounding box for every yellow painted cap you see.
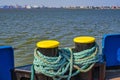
[73,36,95,43]
[36,40,60,48]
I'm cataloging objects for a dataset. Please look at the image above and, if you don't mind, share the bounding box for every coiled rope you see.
[31,44,101,80]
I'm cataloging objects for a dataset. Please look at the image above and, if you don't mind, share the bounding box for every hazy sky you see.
[0,0,120,7]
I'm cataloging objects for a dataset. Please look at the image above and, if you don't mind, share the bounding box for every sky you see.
[0,0,120,7]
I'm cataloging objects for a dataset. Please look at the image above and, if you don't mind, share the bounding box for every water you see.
[0,9,120,66]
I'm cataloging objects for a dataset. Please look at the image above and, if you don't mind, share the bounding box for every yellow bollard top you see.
[36,40,60,48]
[73,36,95,44]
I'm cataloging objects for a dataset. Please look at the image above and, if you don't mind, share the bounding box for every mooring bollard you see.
[73,36,95,80]
[36,40,60,80]
[69,36,95,80]
[73,36,105,80]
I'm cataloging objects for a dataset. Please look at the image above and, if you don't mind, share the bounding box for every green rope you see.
[31,65,34,80]
[31,44,101,80]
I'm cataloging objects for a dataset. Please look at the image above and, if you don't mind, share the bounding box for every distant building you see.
[25,5,31,9]
[32,5,39,8]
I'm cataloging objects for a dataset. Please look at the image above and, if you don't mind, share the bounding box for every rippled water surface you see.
[0,9,120,66]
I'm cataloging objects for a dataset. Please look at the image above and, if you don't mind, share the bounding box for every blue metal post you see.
[0,46,14,80]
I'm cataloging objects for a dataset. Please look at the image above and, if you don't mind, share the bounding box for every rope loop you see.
[31,44,101,80]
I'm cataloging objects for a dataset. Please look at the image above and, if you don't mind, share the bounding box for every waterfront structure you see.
[0,5,120,9]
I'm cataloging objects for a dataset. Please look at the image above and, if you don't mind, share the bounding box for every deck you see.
[12,64,120,80]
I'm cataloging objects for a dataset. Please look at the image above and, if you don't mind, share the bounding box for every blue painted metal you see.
[102,34,120,66]
[0,46,14,80]
[117,48,120,62]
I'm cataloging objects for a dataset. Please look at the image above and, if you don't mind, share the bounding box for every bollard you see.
[71,36,95,80]
[73,36,105,80]
[36,40,60,80]
[74,36,95,80]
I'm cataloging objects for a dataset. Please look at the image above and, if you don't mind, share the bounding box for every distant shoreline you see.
[0,5,120,10]
[0,7,120,10]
